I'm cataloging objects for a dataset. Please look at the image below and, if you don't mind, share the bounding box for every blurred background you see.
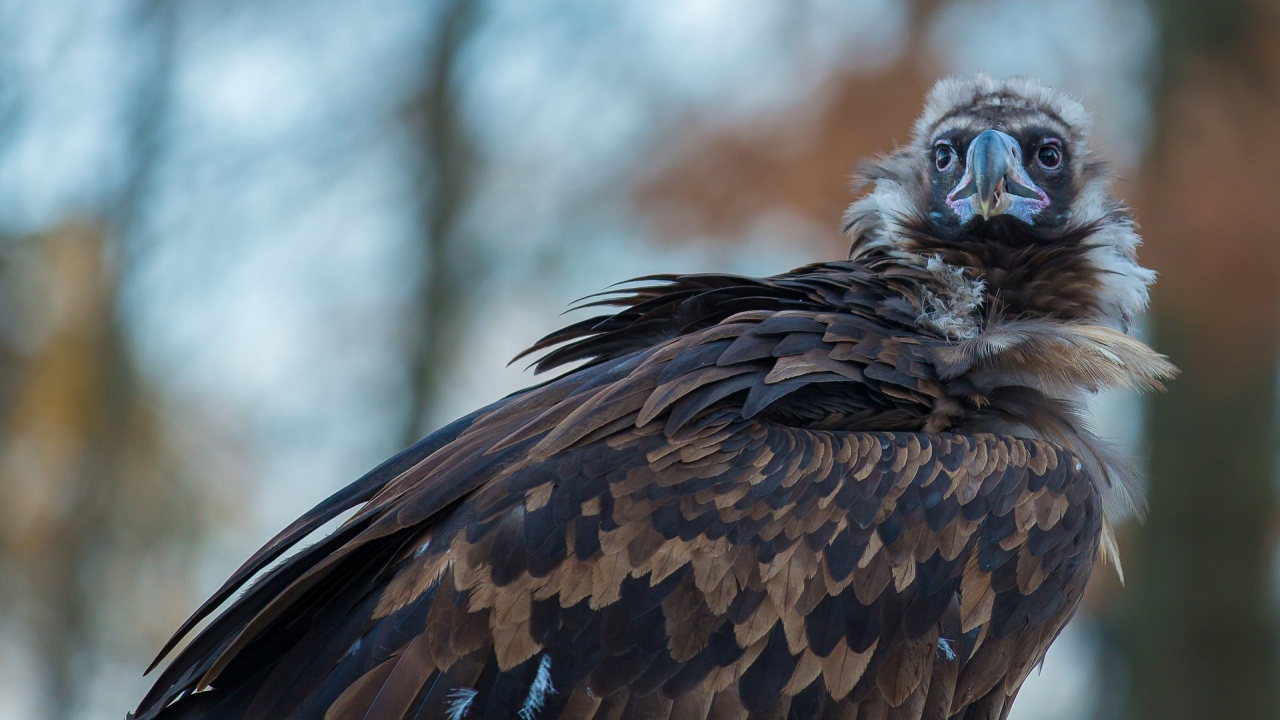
[0,0,1275,718]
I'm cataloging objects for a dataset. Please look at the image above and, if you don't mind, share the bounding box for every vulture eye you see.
[934,142,956,172]
[1036,140,1063,169]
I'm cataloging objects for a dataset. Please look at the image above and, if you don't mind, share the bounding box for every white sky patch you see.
[631,0,907,116]
[180,40,316,141]
[0,0,136,232]
[928,0,1156,169]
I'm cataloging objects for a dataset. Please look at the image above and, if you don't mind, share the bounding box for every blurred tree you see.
[0,2,227,718]
[0,223,213,720]
[635,0,943,252]
[402,0,486,443]
[1124,2,1280,719]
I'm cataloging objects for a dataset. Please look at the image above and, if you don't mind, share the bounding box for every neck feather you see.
[845,182,1154,333]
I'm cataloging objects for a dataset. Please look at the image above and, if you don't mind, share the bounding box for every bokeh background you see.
[0,0,1276,718]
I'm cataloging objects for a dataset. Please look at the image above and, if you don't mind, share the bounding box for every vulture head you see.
[845,74,1154,334]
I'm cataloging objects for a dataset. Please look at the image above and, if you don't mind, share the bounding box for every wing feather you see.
[135,262,1114,720]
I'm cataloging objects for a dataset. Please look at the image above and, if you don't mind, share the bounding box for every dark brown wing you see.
[133,266,1101,720]
[515,261,939,375]
[410,425,1096,720]
[136,426,1098,720]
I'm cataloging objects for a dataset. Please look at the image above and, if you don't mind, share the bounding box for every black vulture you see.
[132,74,1174,720]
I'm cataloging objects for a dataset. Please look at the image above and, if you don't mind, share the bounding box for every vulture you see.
[132,75,1175,720]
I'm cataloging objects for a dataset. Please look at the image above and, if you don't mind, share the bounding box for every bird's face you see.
[845,75,1156,332]
[927,120,1073,229]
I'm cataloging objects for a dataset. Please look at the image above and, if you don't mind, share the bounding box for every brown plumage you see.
[131,75,1175,720]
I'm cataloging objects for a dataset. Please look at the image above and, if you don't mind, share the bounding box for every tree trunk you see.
[1123,6,1280,718]
[402,0,483,444]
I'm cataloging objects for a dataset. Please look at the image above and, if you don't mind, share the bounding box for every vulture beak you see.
[947,129,1050,223]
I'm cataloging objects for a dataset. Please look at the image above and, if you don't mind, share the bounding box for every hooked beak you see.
[946,129,1049,223]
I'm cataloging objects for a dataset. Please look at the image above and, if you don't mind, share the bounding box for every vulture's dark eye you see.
[1036,141,1063,169]
[934,142,956,172]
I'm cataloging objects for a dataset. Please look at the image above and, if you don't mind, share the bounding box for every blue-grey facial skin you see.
[944,129,1051,225]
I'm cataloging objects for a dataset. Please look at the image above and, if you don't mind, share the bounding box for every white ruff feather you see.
[937,638,957,661]
[919,256,985,340]
[445,688,478,720]
[518,654,555,720]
